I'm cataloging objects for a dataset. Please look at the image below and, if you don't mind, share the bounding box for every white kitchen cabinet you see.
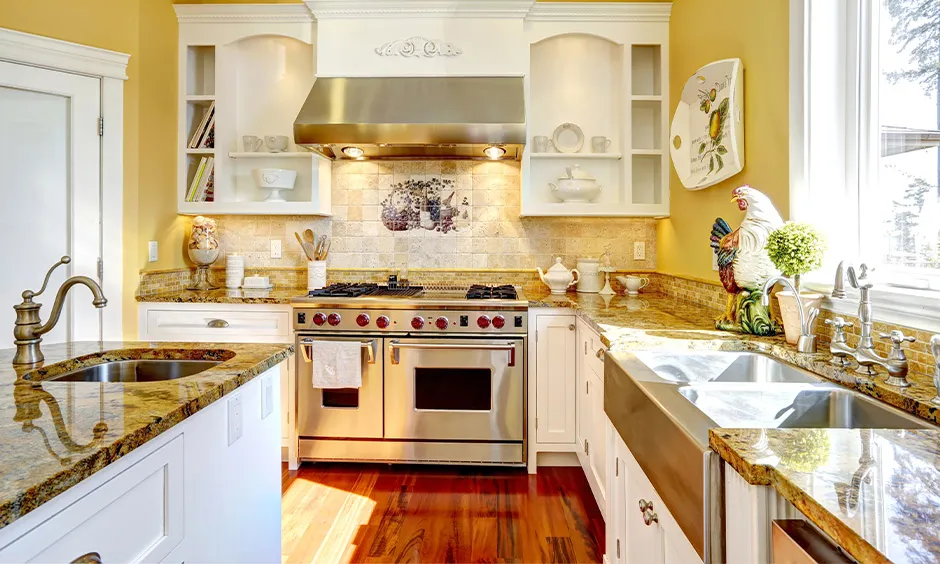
[0,366,282,564]
[138,301,297,468]
[576,318,608,516]
[607,418,701,564]
[534,313,578,445]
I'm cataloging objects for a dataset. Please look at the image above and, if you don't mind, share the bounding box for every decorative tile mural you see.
[189,160,658,270]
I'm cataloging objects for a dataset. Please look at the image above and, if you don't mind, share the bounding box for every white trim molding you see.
[525,2,672,23]
[305,0,537,19]
[174,4,314,24]
[375,37,462,57]
[0,28,129,80]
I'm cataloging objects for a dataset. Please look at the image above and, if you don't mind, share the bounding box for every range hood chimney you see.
[293,76,526,160]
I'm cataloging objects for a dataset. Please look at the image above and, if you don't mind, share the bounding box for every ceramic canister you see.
[307,260,327,291]
[225,254,245,289]
[576,258,602,293]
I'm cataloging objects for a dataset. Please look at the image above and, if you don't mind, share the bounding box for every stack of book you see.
[185,157,214,202]
[188,102,215,149]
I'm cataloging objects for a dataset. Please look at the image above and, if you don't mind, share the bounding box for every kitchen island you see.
[0,340,291,562]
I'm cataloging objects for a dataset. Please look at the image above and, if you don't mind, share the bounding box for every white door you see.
[535,315,577,444]
[0,60,102,346]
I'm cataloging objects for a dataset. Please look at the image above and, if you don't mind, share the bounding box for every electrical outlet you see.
[270,239,282,259]
[261,375,274,419]
[633,242,646,261]
[228,393,243,446]
[712,252,720,271]
[148,241,158,262]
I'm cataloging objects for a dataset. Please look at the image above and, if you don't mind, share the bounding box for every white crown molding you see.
[305,0,537,19]
[0,27,129,80]
[174,4,314,24]
[376,36,462,57]
[526,2,672,23]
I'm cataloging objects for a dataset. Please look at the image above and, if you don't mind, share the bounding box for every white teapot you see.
[537,257,580,295]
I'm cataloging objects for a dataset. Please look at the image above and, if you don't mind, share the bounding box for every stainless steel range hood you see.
[293,76,526,160]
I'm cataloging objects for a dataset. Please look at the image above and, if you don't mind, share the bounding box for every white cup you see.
[591,136,612,153]
[532,135,551,153]
[307,260,327,291]
[623,275,649,295]
[265,135,289,153]
[242,135,263,152]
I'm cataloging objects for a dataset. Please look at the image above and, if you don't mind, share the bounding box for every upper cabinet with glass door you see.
[522,3,671,217]
[175,5,331,216]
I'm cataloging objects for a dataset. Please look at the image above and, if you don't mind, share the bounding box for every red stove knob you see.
[376,315,390,329]
[327,313,342,326]
[492,315,506,329]
[435,317,450,330]
[411,316,425,330]
[312,312,327,326]
[477,315,491,329]
[356,313,370,327]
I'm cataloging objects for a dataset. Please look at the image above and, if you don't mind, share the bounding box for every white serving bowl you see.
[252,168,297,202]
[550,177,602,203]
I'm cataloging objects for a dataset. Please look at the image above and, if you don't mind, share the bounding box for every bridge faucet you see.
[13,256,107,365]
[760,276,819,353]
[845,263,915,386]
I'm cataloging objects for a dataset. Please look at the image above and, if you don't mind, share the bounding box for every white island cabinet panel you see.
[534,313,578,445]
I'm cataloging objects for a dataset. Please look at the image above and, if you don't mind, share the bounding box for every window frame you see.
[790,0,940,332]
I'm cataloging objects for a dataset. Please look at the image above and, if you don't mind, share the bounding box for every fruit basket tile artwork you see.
[381,177,469,233]
[670,58,745,191]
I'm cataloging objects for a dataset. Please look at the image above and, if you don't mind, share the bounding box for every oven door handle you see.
[299,338,377,364]
[388,340,516,367]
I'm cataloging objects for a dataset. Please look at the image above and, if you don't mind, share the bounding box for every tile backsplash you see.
[202,160,657,271]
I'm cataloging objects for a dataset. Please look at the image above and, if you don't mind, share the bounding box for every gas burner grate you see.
[466,284,518,300]
[306,283,424,298]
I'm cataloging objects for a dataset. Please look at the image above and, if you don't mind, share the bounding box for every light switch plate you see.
[270,239,282,259]
[148,241,158,262]
[228,394,243,446]
[261,375,274,419]
[633,242,646,261]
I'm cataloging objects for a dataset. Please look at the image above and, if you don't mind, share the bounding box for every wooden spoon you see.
[295,232,314,261]
[303,229,316,244]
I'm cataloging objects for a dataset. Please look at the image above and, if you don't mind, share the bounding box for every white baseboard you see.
[536,451,580,467]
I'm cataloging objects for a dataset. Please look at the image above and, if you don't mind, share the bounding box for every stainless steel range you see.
[291,282,528,466]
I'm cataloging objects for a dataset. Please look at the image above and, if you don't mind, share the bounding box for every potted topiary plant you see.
[765,222,827,345]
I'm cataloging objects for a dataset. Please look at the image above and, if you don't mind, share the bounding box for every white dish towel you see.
[310,340,362,389]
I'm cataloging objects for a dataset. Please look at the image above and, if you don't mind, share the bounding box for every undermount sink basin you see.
[678,385,931,429]
[45,359,222,383]
[632,351,821,384]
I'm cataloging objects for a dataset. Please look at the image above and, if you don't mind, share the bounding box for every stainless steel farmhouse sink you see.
[605,350,937,562]
[43,359,222,383]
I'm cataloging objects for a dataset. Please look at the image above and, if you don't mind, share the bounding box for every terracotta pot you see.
[776,291,824,345]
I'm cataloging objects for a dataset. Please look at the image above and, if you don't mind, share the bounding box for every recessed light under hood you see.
[293,76,525,161]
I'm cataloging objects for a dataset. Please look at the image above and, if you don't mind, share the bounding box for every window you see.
[792,0,940,330]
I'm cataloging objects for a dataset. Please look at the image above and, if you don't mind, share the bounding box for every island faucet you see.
[13,256,107,365]
[760,276,819,353]
[845,263,915,386]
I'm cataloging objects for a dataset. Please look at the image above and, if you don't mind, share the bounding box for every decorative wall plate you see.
[552,122,584,153]
[670,58,744,190]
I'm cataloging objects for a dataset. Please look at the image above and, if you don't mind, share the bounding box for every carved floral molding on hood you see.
[375,36,462,58]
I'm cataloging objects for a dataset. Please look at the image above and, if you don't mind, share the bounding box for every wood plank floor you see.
[281,463,605,563]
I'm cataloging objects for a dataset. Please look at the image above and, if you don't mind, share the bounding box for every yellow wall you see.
[658,0,790,283]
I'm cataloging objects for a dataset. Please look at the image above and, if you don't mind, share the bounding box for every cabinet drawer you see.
[578,319,607,379]
[145,308,291,342]
[0,436,184,563]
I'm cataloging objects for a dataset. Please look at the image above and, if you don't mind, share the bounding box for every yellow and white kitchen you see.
[0,0,939,562]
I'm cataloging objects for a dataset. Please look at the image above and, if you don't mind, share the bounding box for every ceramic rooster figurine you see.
[710,185,783,336]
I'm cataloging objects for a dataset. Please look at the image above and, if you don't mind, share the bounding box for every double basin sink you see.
[605,350,932,562]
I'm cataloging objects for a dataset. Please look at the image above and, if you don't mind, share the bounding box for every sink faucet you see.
[760,276,819,353]
[845,264,915,386]
[13,256,107,365]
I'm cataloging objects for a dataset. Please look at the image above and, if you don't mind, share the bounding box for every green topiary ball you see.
[766,222,826,278]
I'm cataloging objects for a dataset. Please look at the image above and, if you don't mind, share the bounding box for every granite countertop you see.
[528,288,940,563]
[711,428,940,564]
[0,341,292,529]
[137,287,303,304]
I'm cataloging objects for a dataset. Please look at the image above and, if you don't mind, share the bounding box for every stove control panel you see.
[293,309,527,333]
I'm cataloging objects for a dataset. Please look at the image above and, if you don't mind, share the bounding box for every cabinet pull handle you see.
[616,539,621,559]
[585,439,590,456]
[644,510,659,526]
[616,457,619,476]
[207,319,229,328]
[586,380,589,394]
[71,553,102,564]
[639,499,653,512]
[568,324,575,331]
[596,348,605,360]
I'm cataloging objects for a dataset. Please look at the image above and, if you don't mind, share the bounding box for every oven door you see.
[384,337,524,442]
[296,335,383,439]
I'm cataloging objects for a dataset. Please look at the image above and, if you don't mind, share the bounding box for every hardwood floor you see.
[281,463,605,563]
